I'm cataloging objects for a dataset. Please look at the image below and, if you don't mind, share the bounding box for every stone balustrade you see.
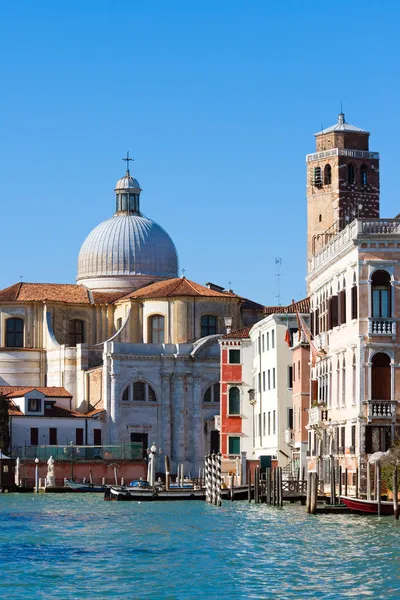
[308,406,329,427]
[368,319,396,336]
[367,400,397,421]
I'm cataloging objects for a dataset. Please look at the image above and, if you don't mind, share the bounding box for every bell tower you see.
[306,113,380,265]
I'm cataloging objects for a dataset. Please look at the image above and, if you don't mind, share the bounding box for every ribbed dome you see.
[115,174,141,190]
[77,214,179,289]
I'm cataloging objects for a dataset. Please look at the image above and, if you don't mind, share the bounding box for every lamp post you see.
[34,458,39,493]
[248,390,256,453]
[64,441,80,481]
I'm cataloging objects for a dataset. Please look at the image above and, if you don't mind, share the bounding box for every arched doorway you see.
[210,430,220,453]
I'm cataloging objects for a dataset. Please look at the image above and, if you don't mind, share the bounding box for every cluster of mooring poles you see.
[250,467,284,506]
[367,453,399,519]
[204,452,222,506]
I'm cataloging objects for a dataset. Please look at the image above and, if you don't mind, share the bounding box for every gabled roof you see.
[119,277,238,300]
[0,386,72,398]
[0,283,126,305]
[264,297,310,315]
[222,326,252,339]
[7,400,104,418]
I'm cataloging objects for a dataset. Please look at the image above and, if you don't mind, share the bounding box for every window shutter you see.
[315,308,320,335]
[351,286,358,319]
[339,290,346,325]
[310,311,315,336]
[328,297,332,330]
[331,296,339,328]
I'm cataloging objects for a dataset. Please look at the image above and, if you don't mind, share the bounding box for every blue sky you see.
[1,1,399,305]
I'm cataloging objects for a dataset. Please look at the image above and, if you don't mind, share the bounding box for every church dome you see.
[76,160,179,292]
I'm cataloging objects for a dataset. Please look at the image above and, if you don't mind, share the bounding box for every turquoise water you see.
[1,495,400,599]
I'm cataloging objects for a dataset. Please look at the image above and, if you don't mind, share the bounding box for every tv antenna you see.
[275,257,283,306]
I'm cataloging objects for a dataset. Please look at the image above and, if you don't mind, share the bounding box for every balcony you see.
[367,400,397,422]
[308,406,329,427]
[368,319,396,338]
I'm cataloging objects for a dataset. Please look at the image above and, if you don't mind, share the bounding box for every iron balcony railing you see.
[11,443,144,461]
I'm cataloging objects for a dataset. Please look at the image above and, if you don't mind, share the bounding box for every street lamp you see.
[64,441,80,482]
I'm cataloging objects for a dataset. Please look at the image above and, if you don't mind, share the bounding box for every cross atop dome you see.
[122,151,134,175]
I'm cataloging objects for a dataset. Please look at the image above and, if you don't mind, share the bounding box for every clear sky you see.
[1,1,399,306]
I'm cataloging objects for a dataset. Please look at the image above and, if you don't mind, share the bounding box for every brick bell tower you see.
[306,113,380,264]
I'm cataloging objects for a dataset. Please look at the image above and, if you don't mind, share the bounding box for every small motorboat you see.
[340,496,394,515]
[64,479,105,493]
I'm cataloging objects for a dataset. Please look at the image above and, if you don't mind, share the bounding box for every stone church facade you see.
[0,166,263,473]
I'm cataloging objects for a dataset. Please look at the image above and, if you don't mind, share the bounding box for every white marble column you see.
[160,372,172,459]
[192,374,204,472]
[172,373,185,466]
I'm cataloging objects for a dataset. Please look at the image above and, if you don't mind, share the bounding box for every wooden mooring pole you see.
[393,465,399,520]
[254,467,260,504]
[309,472,318,515]
[367,463,371,501]
[248,469,252,503]
[338,465,342,501]
[355,468,359,499]
[278,467,283,507]
[306,472,311,513]
[344,468,348,497]
[230,473,235,502]
[165,455,170,490]
[266,468,271,505]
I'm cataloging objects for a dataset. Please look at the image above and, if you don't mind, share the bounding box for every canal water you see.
[1,495,400,599]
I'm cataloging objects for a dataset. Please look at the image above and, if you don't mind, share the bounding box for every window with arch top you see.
[121,381,157,402]
[68,319,85,346]
[148,315,165,343]
[360,165,368,186]
[203,382,220,403]
[6,317,24,347]
[228,387,240,415]
[372,270,391,318]
[324,164,332,185]
[347,164,355,184]
[201,315,217,337]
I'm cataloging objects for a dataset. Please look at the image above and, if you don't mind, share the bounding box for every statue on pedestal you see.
[46,456,56,487]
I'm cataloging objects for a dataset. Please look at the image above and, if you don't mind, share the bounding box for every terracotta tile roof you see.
[222,326,252,339]
[0,283,127,305]
[7,400,101,418]
[0,386,72,398]
[264,297,310,315]
[119,277,238,300]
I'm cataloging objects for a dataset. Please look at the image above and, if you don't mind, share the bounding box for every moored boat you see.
[65,479,105,493]
[105,484,250,501]
[340,495,394,515]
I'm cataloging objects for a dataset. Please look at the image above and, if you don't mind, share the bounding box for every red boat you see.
[340,496,394,515]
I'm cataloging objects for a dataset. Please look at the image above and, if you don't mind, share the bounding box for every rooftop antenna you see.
[122,151,134,175]
[275,257,283,306]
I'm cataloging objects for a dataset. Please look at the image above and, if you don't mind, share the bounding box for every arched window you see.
[203,383,220,403]
[228,387,240,415]
[347,164,355,184]
[371,270,391,318]
[148,315,165,343]
[121,381,157,402]
[371,353,391,400]
[201,315,217,337]
[360,165,368,186]
[68,319,85,346]
[324,164,332,185]
[6,318,24,347]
